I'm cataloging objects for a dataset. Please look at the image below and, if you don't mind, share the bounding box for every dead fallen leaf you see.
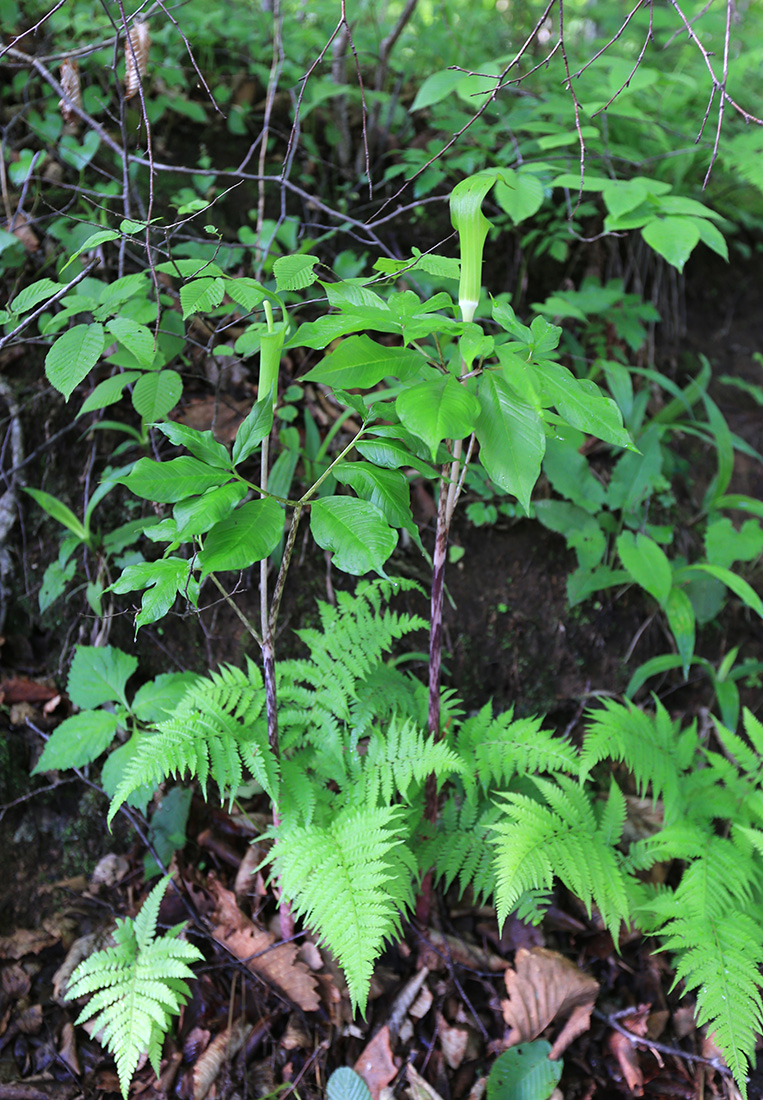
[388,967,430,1037]
[207,876,320,1012]
[608,1006,650,1095]
[423,928,506,973]
[406,1063,446,1100]
[0,678,58,704]
[90,853,130,889]
[437,1012,470,1070]
[0,927,59,960]
[191,1018,250,1100]
[354,1024,397,1100]
[501,947,599,1060]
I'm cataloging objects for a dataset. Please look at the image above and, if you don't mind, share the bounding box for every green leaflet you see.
[310,497,397,575]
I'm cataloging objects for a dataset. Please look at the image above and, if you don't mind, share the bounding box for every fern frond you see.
[659,911,763,1097]
[66,877,202,1099]
[422,794,502,904]
[581,699,697,823]
[455,703,579,791]
[272,804,416,1014]
[358,715,466,806]
[492,774,631,936]
[108,663,276,825]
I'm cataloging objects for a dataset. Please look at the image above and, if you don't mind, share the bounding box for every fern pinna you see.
[105,581,763,1095]
[66,876,202,1099]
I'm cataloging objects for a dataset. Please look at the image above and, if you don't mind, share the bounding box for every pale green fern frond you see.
[271,804,416,1013]
[492,774,631,936]
[66,877,202,1099]
[357,715,466,806]
[581,699,697,822]
[659,911,763,1097]
[455,703,579,791]
[108,664,276,825]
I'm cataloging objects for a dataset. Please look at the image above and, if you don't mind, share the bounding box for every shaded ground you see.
[1,246,763,1100]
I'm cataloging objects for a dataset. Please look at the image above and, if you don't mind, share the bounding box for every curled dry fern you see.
[66,877,202,1098]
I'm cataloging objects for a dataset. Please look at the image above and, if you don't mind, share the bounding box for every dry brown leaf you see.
[58,59,81,123]
[207,877,320,1012]
[607,1007,650,1096]
[423,928,506,973]
[0,926,59,960]
[437,1012,470,1071]
[125,22,150,99]
[191,1018,249,1100]
[501,947,598,1060]
[388,967,430,1037]
[58,1020,80,1076]
[0,677,58,704]
[354,1024,397,1100]
[406,1063,445,1100]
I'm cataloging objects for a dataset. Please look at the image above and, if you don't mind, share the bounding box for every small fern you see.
[492,774,631,937]
[108,660,276,824]
[66,876,202,1098]
[269,804,417,1012]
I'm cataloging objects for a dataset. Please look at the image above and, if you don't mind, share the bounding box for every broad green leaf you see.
[606,426,666,512]
[666,586,695,678]
[567,564,630,606]
[197,497,283,576]
[494,170,545,225]
[120,457,230,502]
[705,518,763,570]
[106,317,155,368]
[39,558,76,612]
[131,369,183,421]
[695,217,728,261]
[410,68,465,111]
[143,786,193,879]
[155,259,225,278]
[534,361,633,449]
[641,216,700,273]
[487,1041,562,1100]
[681,563,763,619]
[310,497,397,576]
[273,254,320,291]
[625,653,694,698]
[173,482,247,539]
[475,372,544,512]
[45,323,105,401]
[9,278,60,315]
[617,531,672,607]
[396,375,480,461]
[542,427,606,514]
[179,276,225,319]
[302,334,425,389]
[60,227,118,272]
[224,276,270,312]
[333,462,417,537]
[78,371,141,416]
[111,557,197,631]
[232,396,274,465]
[131,672,200,723]
[24,488,86,541]
[68,645,138,710]
[156,422,231,469]
[355,437,438,478]
[31,710,118,774]
[534,500,606,570]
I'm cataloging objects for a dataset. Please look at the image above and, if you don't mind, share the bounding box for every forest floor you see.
[1,245,762,1100]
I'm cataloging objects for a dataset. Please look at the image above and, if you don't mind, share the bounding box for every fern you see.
[422,795,503,905]
[354,714,466,806]
[66,877,202,1098]
[455,703,580,791]
[492,774,631,937]
[269,804,417,1013]
[108,660,277,824]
